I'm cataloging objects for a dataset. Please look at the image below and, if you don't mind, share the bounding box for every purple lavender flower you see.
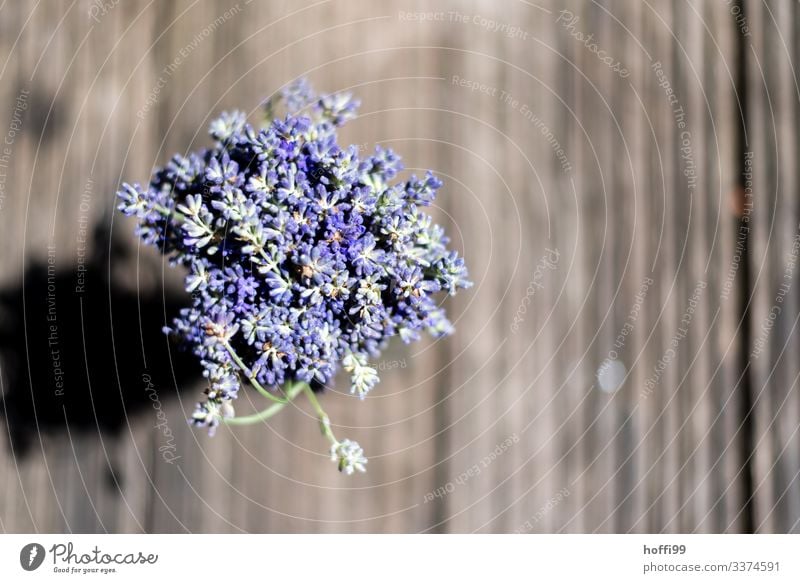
[118,79,471,473]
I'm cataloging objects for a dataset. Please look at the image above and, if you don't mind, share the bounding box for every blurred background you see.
[0,0,798,533]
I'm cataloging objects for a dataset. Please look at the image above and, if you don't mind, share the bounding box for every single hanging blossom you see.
[331,439,368,475]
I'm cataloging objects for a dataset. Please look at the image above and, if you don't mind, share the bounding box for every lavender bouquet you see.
[118,80,471,474]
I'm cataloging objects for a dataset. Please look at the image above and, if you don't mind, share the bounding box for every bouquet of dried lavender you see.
[118,80,471,474]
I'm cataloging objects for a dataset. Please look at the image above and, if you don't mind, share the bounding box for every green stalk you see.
[302,384,338,446]
[225,380,307,426]
[223,341,288,404]
[153,202,186,223]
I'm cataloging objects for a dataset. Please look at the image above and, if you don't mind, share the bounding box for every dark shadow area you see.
[732,0,755,534]
[0,224,201,457]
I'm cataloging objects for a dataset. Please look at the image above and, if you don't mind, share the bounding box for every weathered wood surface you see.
[0,0,797,533]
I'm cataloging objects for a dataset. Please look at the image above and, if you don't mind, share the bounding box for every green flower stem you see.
[153,202,186,223]
[262,100,276,124]
[222,341,288,404]
[225,380,307,426]
[302,384,338,446]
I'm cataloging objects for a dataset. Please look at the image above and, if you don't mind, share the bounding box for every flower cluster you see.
[118,79,471,472]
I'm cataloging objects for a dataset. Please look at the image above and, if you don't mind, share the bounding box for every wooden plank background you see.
[0,0,798,533]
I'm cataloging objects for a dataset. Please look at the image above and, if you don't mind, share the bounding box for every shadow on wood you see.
[0,224,201,457]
